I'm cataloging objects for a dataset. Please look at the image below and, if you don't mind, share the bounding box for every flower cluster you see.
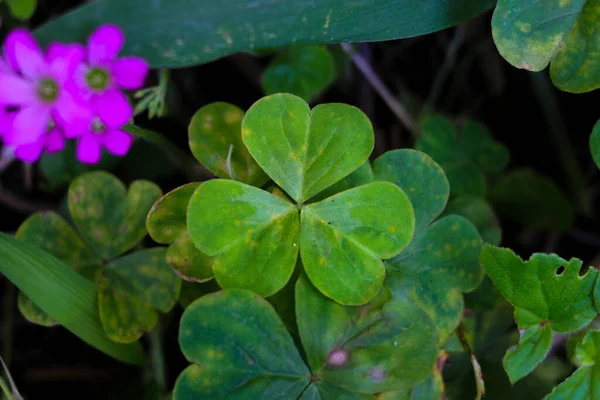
[0,25,149,164]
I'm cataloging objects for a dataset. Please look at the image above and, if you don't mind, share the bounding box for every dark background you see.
[1,0,599,398]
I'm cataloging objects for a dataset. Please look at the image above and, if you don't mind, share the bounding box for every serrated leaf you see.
[262,45,335,102]
[591,119,600,169]
[173,289,310,400]
[187,179,299,297]
[490,169,574,231]
[188,102,268,186]
[480,245,598,332]
[443,196,502,245]
[5,0,36,20]
[503,324,553,384]
[492,0,600,93]
[386,215,484,344]
[301,182,414,305]
[69,171,162,259]
[34,0,495,68]
[0,233,144,365]
[373,149,449,233]
[545,330,600,399]
[98,248,181,343]
[147,183,214,282]
[295,275,439,393]
[241,93,373,203]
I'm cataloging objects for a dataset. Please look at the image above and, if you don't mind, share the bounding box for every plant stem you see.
[0,377,12,400]
[456,323,485,400]
[341,43,417,137]
[149,322,167,393]
[529,72,590,215]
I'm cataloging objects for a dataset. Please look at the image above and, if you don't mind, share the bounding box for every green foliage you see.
[416,116,509,197]
[34,0,496,68]
[546,330,600,399]
[15,172,180,343]
[591,119,600,169]
[146,183,214,282]
[188,102,268,186]
[0,233,144,365]
[443,196,502,245]
[492,0,600,93]
[173,277,439,399]
[480,245,599,383]
[262,45,335,102]
[490,169,574,231]
[5,0,36,20]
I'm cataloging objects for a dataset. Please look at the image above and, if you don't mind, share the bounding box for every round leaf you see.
[262,45,335,102]
[373,149,449,233]
[98,248,181,343]
[68,171,162,259]
[386,215,484,344]
[174,289,310,399]
[301,182,414,305]
[188,103,268,186]
[443,196,502,245]
[242,93,374,203]
[591,119,600,169]
[187,179,299,297]
[147,183,214,282]
[295,275,439,393]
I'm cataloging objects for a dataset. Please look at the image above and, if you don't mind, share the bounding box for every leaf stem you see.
[341,43,417,137]
[0,377,12,400]
[149,321,167,393]
[529,73,590,215]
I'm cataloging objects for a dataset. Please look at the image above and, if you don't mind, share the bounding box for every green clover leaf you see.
[146,183,214,282]
[16,172,180,343]
[492,0,600,93]
[187,94,414,305]
[173,277,438,399]
[374,149,484,345]
[443,196,502,245]
[188,102,269,186]
[480,245,599,383]
[262,45,335,102]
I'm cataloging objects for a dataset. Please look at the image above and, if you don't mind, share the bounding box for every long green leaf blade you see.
[0,233,145,365]
[34,0,496,68]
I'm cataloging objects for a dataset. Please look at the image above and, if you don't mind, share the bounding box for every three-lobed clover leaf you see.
[415,115,509,197]
[373,149,484,345]
[262,45,335,102]
[16,171,180,343]
[187,93,415,305]
[146,183,214,282]
[188,102,269,186]
[480,245,599,383]
[545,330,600,399]
[591,119,600,169]
[173,276,439,399]
[492,0,600,93]
[443,196,502,245]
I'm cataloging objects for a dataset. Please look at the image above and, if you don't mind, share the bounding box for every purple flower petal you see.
[15,138,44,163]
[48,43,86,82]
[54,87,92,136]
[95,89,132,127]
[6,105,51,146]
[87,24,124,64]
[112,57,149,90]
[3,29,44,76]
[46,128,65,153]
[103,129,133,156]
[0,73,36,105]
[77,133,102,164]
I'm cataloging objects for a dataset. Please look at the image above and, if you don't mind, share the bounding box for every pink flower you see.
[0,30,91,146]
[76,115,133,164]
[3,112,65,163]
[73,24,149,128]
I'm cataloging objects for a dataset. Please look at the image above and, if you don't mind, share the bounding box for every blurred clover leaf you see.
[16,171,181,343]
[416,115,509,197]
[262,45,335,102]
[186,93,415,306]
[373,149,484,345]
[173,276,438,399]
[480,245,599,383]
[443,196,502,245]
[591,119,600,169]
[492,0,600,93]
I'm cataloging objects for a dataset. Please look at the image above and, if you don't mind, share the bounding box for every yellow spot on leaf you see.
[444,244,452,252]
[320,257,327,265]
[225,110,242,124]
[388,226,397,233]
[242,128,252,137]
